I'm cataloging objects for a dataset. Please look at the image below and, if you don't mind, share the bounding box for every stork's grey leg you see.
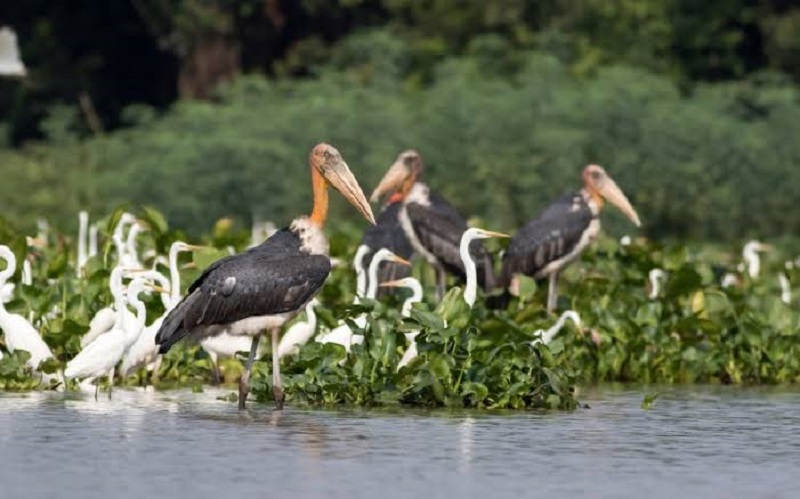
[547,272,559,313]
[435,267,446,301]
[271,327,284,410]
[238,336,260,410]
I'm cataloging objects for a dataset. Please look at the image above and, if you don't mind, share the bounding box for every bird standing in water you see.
[155,144,375,410]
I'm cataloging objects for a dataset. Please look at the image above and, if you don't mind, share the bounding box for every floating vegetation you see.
[0,209,799,410]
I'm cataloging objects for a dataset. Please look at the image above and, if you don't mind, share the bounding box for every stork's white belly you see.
[226,312,295,336]
[536,219,601,278]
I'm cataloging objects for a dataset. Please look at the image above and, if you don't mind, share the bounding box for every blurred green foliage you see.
[2,38,800,240]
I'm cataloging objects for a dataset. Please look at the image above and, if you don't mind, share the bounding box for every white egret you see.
[125,221,147,269]
[0,26,26,77]
[648,268,665,299]
[742,240,771,279]
[316,249,410,352]
[77,211,89,276]
[0,245,58,382]
[112,212,137,268]
[88,223,98,258]
[531,310,582,346]
[380,277,423,370]
[81,266,135,348]
[119,270,172,378]
[277,299,320,359]
[459,228,509,308]
[0,246,57,382]
[779,273,791,305]
[65,278,148,399]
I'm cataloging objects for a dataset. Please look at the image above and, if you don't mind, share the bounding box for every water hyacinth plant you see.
[0,208,798,409]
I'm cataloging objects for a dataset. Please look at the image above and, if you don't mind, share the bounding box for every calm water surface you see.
[1,385,797,499]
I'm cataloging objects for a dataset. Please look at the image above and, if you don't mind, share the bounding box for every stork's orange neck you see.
[583,187,604,210]
[309,166,329,226]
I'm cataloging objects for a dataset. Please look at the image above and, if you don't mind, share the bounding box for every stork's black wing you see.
[405,190,495,289]
[361,201,415,292]
[156,229,330,352]
[500,192,593,284]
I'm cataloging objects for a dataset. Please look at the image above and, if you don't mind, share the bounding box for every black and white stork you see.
[155,143,375,409]
[358,193,415,297]
[370,150,495,300]
[498,164,641,312]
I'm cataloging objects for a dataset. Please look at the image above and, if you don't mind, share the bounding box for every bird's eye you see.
[403,156,414,167]
[591,170,602,180]
[323,151,332,161]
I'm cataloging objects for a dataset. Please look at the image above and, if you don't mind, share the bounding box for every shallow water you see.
[1,385,798,499]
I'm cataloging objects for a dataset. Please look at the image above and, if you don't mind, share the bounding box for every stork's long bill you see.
[310,143,376,226]
[583,164,641,227]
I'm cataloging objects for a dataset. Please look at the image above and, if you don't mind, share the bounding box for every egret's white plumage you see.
[77,211,89,276]
[0,246,56,380]
[459,228,509,308]
[381,277,423,370]
[119,270,172,377]
[742,240,770,279]
[531,310,582,346]
[81,266,135,347]
[779,273,791,305]
[65,278,148,397]
[277,299,320,359]
[317,249,408,351]
[648,268,665,299]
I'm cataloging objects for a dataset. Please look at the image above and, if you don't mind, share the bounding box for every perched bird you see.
[779,273,791,305]
[370,150,495,300]
[277,299,320,359]
[498,164,641,312]
[458,228,509,308]
[0,245,57,382]
[111,212,138,269]
[380,277,424,370]
[531,310,582,346]
[155,143,375,409]
[741,240,772,279]
[125,221,147,270]
[359,195,414,297]
[0,26,26,77]
[65,278,149,399]
[648,268,665,300]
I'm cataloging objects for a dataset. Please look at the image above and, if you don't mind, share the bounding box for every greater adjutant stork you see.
[155,144,375,409]
[370,150,495,299]
[498,164,641,312]
[359,193,414,296]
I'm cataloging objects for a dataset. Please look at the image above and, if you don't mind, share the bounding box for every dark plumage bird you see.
[498,164,641,312]
[359,197,415,296]
[155,143,375,409]
[370,150,495,299]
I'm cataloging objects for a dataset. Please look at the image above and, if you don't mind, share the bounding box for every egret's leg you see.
[238,336,260,410]
[435,267,446,301]
[107,367,114,400]
[547,272,559,313]
[94,380,99,401]
[271,327,284,410]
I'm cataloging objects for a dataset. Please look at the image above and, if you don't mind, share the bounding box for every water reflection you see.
[0,386,798,499]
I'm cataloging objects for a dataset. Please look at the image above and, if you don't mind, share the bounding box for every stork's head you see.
[310,143,375,225]
[582,165,641,227]
[370,150,425,203]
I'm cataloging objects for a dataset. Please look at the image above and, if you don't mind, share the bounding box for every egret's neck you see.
[460,235,477,308]
[402,280,423,317]
[305,303,317,329]
[744,249,760,278]
[168,246,182,303]
[128,295,147,339]
[309,167,329,226]
[89,225,98,257]
[78,214,88,270]
[0,250,16,285]
[367,256,387,299]
[354,245,370,302]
